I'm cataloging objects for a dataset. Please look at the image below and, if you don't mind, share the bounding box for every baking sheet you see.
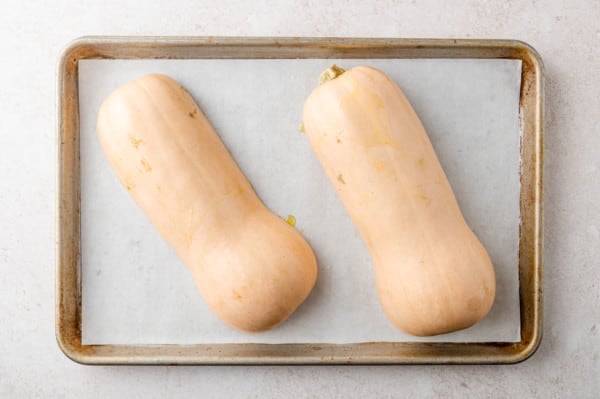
[79,58,522,344]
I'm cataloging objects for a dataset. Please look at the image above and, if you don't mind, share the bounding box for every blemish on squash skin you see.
[467,297,480,312]
[336,137,341,144]
[124,177,135,191]
[128,135,143,148]
[141,158,152,172]
[233,290,243,301]
[189,108,198,118]
[371,159,385,171]
[337,174,346,184]
[484,285,492,296]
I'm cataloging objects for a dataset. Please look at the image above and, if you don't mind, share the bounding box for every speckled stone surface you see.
[0,1,598,397]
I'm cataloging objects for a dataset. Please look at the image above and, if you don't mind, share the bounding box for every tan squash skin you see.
[97,74,317,332]
[303,66,495,336]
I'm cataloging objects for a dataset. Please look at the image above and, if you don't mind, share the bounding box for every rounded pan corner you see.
[507,330,543,364]
[56,36,100,75]
[55,328,95,365]
[508,39,545,76]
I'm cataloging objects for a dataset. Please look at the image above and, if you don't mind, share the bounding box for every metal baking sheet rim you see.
[56,36,544,365]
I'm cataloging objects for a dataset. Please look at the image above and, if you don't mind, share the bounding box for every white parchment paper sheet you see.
[79,58,522,344]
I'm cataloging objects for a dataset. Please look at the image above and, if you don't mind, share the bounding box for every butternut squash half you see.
[303,66,495,336]
[97,74,317,332]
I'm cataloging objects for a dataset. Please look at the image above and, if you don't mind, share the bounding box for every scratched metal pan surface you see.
[56,36,543,365]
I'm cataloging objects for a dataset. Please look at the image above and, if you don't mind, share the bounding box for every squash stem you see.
[319,65,345,85]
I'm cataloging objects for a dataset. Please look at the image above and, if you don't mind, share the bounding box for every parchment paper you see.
[80,58,522,344]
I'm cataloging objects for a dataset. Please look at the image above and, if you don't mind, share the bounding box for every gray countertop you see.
[1,1,598,397]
